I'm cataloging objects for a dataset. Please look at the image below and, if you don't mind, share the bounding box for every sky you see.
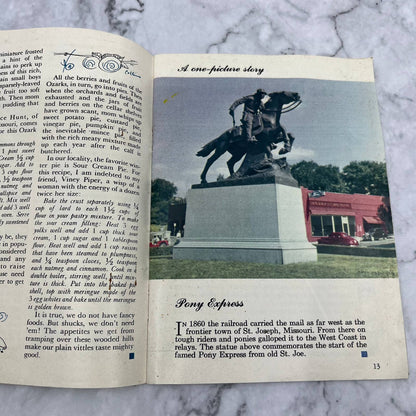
[152,77,385,197]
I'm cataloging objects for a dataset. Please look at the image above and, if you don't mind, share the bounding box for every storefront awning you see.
[363,216,384,225]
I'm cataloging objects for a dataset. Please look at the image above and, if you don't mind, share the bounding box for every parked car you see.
[149,239,169,248]
[317,232,359,246]
[362,228,388,241]
[371,228,388,240]
[362,232,373,241]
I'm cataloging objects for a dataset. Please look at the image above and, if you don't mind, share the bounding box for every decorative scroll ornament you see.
[55,50,137,73]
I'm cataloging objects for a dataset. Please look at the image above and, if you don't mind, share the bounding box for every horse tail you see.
[196,137,221,157]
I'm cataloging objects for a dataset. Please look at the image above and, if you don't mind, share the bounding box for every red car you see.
[317,232,359,246]
[149,239,169,248]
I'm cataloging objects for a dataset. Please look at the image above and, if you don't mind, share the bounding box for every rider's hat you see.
[255,88,267,95]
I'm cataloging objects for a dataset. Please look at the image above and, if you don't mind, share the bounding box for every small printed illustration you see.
[54,50,138,73]
[0,337,7,353]
[0,312,8,323]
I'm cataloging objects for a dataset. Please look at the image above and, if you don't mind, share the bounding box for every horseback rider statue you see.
[197,90,301,184]
[228,89,268,144]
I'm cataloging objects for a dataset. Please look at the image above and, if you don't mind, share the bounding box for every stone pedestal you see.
[174,180,317,264]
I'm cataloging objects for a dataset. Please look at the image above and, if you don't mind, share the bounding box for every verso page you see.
[0,28,153,388]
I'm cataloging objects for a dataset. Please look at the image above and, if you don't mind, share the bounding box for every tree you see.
[291,160,389,196]
[342,161,389,196]
[151,178,177,224]
[377,196,393,233]
[291,160,345,192]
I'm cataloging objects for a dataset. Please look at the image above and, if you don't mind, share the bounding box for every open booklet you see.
[0,27,408,388]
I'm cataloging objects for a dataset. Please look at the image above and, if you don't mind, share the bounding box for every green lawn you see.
[149,254,398,280]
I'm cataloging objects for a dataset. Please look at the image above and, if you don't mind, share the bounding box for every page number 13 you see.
[373,363,381,370]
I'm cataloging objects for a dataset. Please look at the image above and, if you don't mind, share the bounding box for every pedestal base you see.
[174,182,317,265]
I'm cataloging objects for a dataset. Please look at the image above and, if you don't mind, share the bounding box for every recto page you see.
[0,28,153,388]
[147,54,408,384]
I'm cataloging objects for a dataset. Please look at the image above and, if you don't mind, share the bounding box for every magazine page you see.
[0,28,153,388]
[147,54,408,383]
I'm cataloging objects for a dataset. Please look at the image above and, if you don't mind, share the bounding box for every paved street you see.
[358,236,395,248]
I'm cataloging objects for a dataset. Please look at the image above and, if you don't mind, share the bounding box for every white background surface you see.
[1,1,416,414]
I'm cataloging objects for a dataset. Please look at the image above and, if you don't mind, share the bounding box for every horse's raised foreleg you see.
[278,126,294,155]
[288,132,295,147]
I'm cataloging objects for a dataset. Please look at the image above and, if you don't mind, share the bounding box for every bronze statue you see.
[229,88,267,143]
[197,91,301,184]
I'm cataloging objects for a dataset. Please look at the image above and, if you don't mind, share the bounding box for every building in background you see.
[301,187,388,242]
[168,199,186,237]
[168,188,390,243]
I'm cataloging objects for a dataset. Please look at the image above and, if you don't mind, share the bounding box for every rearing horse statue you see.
[197,91,301,184]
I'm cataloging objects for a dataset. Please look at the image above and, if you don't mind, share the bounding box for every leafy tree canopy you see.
[343,160,389,196]
[291,160,388,196]
[151,178,177,224]
[291,161,346,193]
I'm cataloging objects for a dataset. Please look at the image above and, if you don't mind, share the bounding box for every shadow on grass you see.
[149,254,398,280]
